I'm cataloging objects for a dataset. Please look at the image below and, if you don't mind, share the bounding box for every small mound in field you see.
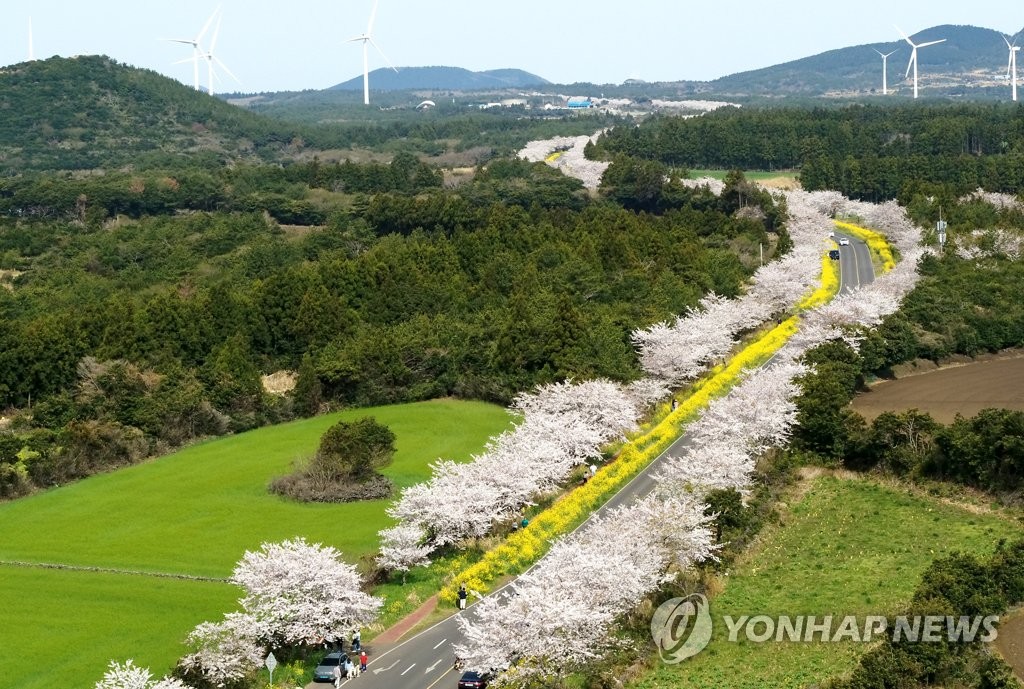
[269,473,393,503]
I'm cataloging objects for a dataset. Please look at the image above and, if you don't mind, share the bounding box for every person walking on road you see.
[458,582,468,610]
[332,662,342,688]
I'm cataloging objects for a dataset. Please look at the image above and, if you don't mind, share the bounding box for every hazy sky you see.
[3,1,1021,92]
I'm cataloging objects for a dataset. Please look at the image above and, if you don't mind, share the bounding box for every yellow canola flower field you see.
[441,247,844,604]
[834,220,896,273]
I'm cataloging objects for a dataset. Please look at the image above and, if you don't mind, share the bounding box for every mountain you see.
[330,66,550,91]
[0,55,307,172]
[702,24,1024,97]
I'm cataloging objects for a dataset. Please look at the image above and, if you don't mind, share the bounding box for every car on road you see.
[838,238,850,246]
[828,249,840,260]
[458,670,491,688]
[313,652,348,683]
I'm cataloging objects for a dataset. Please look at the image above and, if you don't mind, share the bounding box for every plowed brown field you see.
[851,357,1024,423]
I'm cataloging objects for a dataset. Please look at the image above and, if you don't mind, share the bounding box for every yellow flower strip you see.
[834,220,896,273]
[545,151,564,163]
[441,249,843,604]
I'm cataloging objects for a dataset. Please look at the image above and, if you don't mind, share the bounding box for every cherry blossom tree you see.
[179,612,265,688]
[230,538,382,647]
[377,522,432,581]
[95,660,193,689]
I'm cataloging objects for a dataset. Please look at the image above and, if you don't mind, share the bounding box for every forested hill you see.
[0,55,308,172]
[706,24,1022,97]
[330,66,549,91]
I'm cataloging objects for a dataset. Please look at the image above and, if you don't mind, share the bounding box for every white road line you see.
[426,658,443,673]
[432,638,447,649]
[371,659,399,675]
[400,663,417,676]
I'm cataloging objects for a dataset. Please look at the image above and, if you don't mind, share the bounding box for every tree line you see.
[587,104,1024,200]
[0,160,784,498]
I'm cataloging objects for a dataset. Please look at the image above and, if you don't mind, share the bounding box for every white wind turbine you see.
[873,48,897,94]
[347,0,398,105]
[896,26,945,99]
[165,7,220,91]
[1005,35,1020,102]
[200,13,241,95]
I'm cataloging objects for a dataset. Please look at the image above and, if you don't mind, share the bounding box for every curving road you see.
[321,234,875,689]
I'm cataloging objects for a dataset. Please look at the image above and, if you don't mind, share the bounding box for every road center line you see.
[432,638,447,649]
[401,663,416,676]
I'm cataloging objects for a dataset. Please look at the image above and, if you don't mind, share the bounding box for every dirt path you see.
[851,357,1024,423]
[994,608,1024,682]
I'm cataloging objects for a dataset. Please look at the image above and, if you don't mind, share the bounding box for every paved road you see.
[323,235,875,689]
[833,231,874,293]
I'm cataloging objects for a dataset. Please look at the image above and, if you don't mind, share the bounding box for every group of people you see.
[331,649,368,686]
[321,629,367,686]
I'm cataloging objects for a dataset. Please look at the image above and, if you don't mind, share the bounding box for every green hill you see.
[329,65,549,91]
[0,55,306,172]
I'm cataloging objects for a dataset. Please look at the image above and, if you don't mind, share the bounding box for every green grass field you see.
[0,399,510,688]
[633,475,1022,689]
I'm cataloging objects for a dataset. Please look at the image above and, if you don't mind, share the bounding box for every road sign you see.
[265,652,278,686]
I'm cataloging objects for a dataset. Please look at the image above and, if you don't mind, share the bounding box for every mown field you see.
[633,475,1022,689]
[852,356,1024,423]
[0,399,510,689]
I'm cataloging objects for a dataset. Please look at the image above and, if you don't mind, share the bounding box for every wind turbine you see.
[1005,35,1020,102]
[200,13,241,95]
[873,48,897,94]
[165,7,220,91]
[28,16,34,61]
[896,26,945,99]
[347,0,398,105]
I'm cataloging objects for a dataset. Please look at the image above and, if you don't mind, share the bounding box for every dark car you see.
[458,670,491,689]
[313,652,348,683]
[829,249,840,260]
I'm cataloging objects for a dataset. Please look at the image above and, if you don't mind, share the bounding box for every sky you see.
[2,1,1021,93]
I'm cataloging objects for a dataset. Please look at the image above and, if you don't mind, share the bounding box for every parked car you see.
[458,670,491,689]
[313,652,348,683]
[838,238,850,246]
[828,249,840,260]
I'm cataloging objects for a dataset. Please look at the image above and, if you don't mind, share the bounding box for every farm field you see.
[0,399,510,688]
[689,169,799,182]
[633,474,1022,689]
[851,356,1024,423]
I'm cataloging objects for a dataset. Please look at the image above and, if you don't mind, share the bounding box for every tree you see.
[94,659,193,689]
[230,538,382,647]
[315,416,396,481]
[292,353,322,418]
[377,523,432,583]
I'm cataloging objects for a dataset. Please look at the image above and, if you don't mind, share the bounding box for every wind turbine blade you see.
[894,25,914,46]
[166,38,196,45]
[367,0,380,35]
[874,48,884,57]
[197,5,220,44]
[209,14,223,53]
[917,39,945,48]
[884,50,897,58]
[1006,35,1014,50]
[905,51,915,78]
[173,56,199,65]
[214,55,242,84]
[347,34,367,43]
[369,37,398,72]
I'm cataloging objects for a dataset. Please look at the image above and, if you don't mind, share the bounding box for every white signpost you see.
[937,219,947,251]
[265,651,278,687]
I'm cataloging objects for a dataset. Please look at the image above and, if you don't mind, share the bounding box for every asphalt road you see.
[319,235,876,689]
[833,231,875,293]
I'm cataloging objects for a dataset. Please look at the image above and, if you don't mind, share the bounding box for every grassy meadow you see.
[633,475,1023,689]
[688,169,799,182]
[0,399,510,688]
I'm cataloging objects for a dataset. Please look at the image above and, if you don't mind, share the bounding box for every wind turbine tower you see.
[896,26,945,99]
[874,48,897,94]
[166,7,220,91]
[201,13,240,96]
[348,0,398,105]
[1006,35,1020,102]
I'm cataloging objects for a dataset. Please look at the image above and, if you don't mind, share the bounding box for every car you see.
[828,249,840,260]
[458,670,491,689]
[313,652,348,683]
[838,238,850,246]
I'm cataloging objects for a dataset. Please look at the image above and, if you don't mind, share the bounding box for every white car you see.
[838,238,850,246]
